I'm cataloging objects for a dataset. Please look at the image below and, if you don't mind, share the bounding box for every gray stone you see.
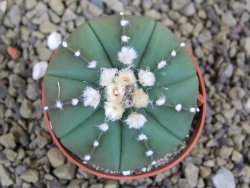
[54,163,76,180]
[145,10,161,20]
[155,173,165,182]
[9,5,21,26]
[90,184,104,188]
[243,37,250,57]
[20,169,39,183]
[20,98,33,119]
[200,166,211,178]
[62,9,78,22]
[172,0,191,10]
[184,163,199,187]
[231,151,243,163]
[26,83,39,100]
[198,30,212,43]
[48,0,65,16]
[219,146,233,159]
[104,181,118,188]
[0,164,14,186]
[219,63,234,78]
[184,3,196,16]
[25,0,36,10]
[88,3,103,17]
[222,12,237,27]
[39,21,58,34]
[4,149,17,162]
[178,178,192,188]
[103,0,123,12]
[47,147,65,167]
[0,1,7,16]
[212,167,236,188]
[0,133,16,149]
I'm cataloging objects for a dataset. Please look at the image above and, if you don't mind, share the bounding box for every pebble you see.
[183,3,196,16]
[39,21,58,34]
[88,3,103,17]
[243,37,250,57]
[62,9,78,22]
[219,146,233,159]
[4,149,17,162]
[222,12,237,27]
[178,178,192,188]
[20,98,33,119]
[0,1,7,15]
[48,0,65,16]
[53,163,76,180]
[90,184,104,188]
[212,167,236,188]
[47,147,65,167]
[20,169,39,183]
[0,133,16,149]
[9,5,21,26]
[0,164,14,186]
[47,31,62,50]
[184,163,199,187]
[103,0,123,12]
[231,150,243,163]
[26,83,39,100]
[25,0,36,10]
[32,61,48,80]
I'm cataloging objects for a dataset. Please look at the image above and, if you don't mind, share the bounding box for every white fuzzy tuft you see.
[32,61,48,80]
[189,107,196,113]
[88,60,97,69]
[151,161,156,165]
[74,50,81,57]
[120,12,124,16]
[141,167,147,172]
[175,104,182,111]
[180,42,186,47]
[98,123,109,132]
[61,41,68,48]
[196,107,200,112]
[100,68,118,87]
[83,87,100,109]
[55,100,63,109]
[145,150,154,156]
[93,140,99,147]
[122,171,131,176]
[44,106,48,111]
[104,99,124,121]
[117,46,137,65]
[121,35,130,43]
[134,89,149,108]
[171,49,176,57]
[114,69,137,86]
[157,60,167,69]
[138,70,155,87]
[126,112,147,129]
[47,31,62,50]
[83,155,91,161]
[120,19,129,26]
[137,133,147,141]
[71,98,79,106]
[156,96,166,106]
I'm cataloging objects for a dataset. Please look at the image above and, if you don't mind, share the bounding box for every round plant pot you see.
[42,47,206,180]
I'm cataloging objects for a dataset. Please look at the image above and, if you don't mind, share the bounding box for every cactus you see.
[43,14,199,175]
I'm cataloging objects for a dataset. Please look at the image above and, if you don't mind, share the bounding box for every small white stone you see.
[71,98,79,106]
[156,96,166,106]
[121,35,130,42]
[122,171,131,176]
[151,161,157,165]
[88,60,97,69]
[61,41,68,48]
[146,150,154,156]
[55,100,63,109]
[189,107,196,113]
[32,61,48,80]
[47,31,62,50]
[157,60,167,69]
[98,123,109,132]
[175,104,182,112]
[141,167,147,172]
[137,133,147,141]
[74,50,81,57]
[93,140,99,147]
[44,106,48,111]
[180,42,186,47]
[171,49,177,57]
[83,155,91,161]
[120,19,129,26]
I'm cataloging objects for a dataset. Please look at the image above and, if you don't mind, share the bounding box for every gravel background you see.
[0,0,250,187]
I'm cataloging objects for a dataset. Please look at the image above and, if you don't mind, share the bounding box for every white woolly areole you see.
[71,98,79,106]
[180,42,186,47]
[44,106,48,111]
[47,31,62,50]
[134,89,149,108]
[121,35,130,42]
[175,104,182,111]
[151,161,157,165]
[93,140,99,147]
[88,60,97,69]
[62,41,68,48]
[104,99,124,121]
[83,87,100,109]
[114,69,137,86]
[74,50,81,56]
[98,123,109,132]
[120,12,124,16]
[122,171,131,176]
[189,107,196,113]
[156,96,166,106]
[83,155,91,161]
[118,46,137,65]
[138,69,155,87]
[157,60,167,69]
[171,49,177,57]
[137,133,147,141]
[126,112,147,129]
[32,61,48,80]
[55,100,63,109]
[146,150,154,156]
[196,107,200,112]
[120,19,129,26]
[100,68,118,87]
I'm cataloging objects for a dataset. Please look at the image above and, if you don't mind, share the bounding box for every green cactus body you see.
[44,15,199,174]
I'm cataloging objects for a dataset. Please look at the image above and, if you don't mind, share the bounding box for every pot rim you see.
[41,48,206,180]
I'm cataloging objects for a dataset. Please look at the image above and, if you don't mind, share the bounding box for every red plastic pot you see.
[42,48,206,180]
